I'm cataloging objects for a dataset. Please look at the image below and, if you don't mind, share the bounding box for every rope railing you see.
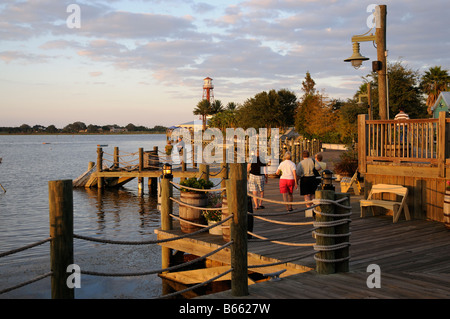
[170,181,226,193]
[246,190,352,273]
[79,241,233,278]
[0,237,53,295]
[158,268,233,299]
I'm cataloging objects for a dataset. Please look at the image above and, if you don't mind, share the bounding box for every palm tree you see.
[193,99,211,131]
[210,100,224,114]
[420,66,450,115]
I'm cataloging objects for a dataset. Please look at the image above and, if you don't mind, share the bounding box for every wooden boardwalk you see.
[196,179,450,299]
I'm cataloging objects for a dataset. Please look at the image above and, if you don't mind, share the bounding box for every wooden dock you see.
[195,181,450,299]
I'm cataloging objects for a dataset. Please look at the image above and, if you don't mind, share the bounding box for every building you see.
[431,92,450,118]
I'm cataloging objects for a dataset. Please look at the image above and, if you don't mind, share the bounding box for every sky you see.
[0,0,449,129]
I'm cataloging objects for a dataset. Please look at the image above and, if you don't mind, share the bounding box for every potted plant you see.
[178,178,214,233]
[334,148,358,179]
[202,192,223,235]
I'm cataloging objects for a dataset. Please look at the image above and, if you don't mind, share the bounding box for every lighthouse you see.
[202,77,214,104]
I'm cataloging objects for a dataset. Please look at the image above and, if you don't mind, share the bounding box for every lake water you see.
[0,134,188,299]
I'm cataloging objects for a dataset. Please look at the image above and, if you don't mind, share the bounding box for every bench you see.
[360,184,411,223]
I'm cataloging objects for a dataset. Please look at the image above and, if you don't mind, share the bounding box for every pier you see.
[1,142,449,299]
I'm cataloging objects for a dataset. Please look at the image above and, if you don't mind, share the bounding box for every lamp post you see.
[345,5,387,120]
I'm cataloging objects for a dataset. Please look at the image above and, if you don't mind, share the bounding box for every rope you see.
[314,242,350,252]
[247,193,313,205]
[0,237,52,258]
[248,250,317,269]
[314,255,350,263]
[170,181,226,193]
[209,166,226,176]
[248,227,316,243]
[249,204,319,217]
[0,272,53,295]
[157,268,233,299]
[247,231,315,247]
[313,218,352,228]
[80,241,232,277]
[252,215,314,226]
[73,215,233,245]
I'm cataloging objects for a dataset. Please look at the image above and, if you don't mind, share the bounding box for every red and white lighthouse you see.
[202,77,214,104]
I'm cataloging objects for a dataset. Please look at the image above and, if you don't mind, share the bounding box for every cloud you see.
[89,71,103,77]
[1,0,449,126]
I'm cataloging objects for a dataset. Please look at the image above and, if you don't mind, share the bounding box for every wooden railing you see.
[358,112,450,177]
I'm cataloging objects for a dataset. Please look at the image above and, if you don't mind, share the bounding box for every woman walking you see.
[276,152,297,211]
[296,150,322,210]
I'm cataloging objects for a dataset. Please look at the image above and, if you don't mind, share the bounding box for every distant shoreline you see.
[0,131,167,136]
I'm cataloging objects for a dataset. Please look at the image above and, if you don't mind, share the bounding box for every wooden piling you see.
[160,176,173,272]
[49,180,74,299]
[334,193,350,273]
[97,147,103,189]
[149,147,158,195]
[200,163,210,181]
[226,163,249,296]
[315,189,335,275]
[114,147,119,169]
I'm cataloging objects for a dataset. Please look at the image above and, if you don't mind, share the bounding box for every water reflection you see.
[74,187,162,240]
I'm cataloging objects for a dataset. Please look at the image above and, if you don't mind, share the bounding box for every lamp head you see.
[162,163,173,178]
[344,42,369,69]
[321,169,336,191]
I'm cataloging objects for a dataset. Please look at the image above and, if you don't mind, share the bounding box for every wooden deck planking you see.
[195,178,450,299]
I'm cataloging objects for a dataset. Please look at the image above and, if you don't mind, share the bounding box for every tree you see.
[208,109,238,131]
[337,100,367,144]
[363,61,426,119]
[126,123,136,131]
[210,100,224,114]
[46,125,58,133]
[237,89,297,129]
[301,71,316,96]
[193,99,211,131]
[295,72,339,142]
[420,66,450,115]
[226,102,238,110]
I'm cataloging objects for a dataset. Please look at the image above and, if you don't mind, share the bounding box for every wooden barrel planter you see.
[221,197,254,242]
[221,197,230,242]
[179,192,207,233]
[444,189,450,230]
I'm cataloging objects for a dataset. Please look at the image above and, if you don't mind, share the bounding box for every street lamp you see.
[344,5,387,120]
[344,42,369,69]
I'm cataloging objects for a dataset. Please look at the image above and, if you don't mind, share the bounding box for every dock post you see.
[199,163,210,181]
[315,189,336,275]
[49,180,74,299]
[138,148,144,195]
[114,147,119,169]
[97,147,103,189]
[226,163,249,297]
[334,193,350,273]
[149,146,158,196]
[160,174,173,272]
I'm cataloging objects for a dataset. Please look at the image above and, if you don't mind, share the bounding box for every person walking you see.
[315,153,327,170]
[247,150,268,210]
[296,150,322,212]
[276,152,297,211]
